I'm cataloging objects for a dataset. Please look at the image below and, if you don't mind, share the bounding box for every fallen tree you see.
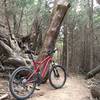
[91,85,100,99]
[0,31,31,77]
[86,65,100,99]
[0,0,32,76]
[85,65,100,79]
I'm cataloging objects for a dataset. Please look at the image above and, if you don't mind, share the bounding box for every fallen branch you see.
[0,40,13,57]
[0,93,9,100]
[85,65,100,79]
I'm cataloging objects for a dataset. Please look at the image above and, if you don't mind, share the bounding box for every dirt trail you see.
[28,75,93,100]
[0,75,93,100]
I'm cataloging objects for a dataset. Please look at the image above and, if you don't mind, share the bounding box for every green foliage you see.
[6,0,51,35]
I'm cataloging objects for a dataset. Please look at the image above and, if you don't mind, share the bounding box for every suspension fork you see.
[51,61,59,77]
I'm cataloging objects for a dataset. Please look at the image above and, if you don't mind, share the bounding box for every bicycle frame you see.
[27,55,52,82]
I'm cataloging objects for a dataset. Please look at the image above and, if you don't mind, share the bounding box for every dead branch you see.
[0,93,9,100]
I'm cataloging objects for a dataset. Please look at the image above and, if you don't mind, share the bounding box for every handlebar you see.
[25,48,58,56]
[47,48,58,55]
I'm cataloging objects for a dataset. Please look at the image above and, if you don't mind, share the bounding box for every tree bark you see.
[86,65,100,79]
[68,17,76,72]
[16,7,24,35]
[39,3,71,59]
[87,0,94,70]
[0,31,31,75]
[31,16,42,52]
[62,23,68,70]
[91,85,100,99]
[96,0,100,4]
[4,0,12,34]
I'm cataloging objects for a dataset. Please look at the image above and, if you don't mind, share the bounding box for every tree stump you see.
[91,85,100,99]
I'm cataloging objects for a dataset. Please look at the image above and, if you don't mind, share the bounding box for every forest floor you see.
[0,75,93,100]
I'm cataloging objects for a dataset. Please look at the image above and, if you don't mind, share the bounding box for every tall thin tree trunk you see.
[62,24,68,70]
[70,31,74,71]
[16,7,24,35]
[88,0,94,70]
[4,0,11,34]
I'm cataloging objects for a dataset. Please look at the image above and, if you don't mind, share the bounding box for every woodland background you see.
[0,0,100,99]
[0,0,100,74]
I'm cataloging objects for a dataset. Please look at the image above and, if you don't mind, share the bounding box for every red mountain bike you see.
[9,49,67,100]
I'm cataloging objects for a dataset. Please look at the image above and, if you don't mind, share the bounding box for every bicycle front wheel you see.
[9,67,36,100]
[49,65,66,89]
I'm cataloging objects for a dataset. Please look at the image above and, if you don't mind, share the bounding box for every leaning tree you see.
[38,1,71,59]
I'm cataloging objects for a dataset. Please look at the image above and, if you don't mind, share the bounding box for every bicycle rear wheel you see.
[9,67,36,100]
[49,65,66,89]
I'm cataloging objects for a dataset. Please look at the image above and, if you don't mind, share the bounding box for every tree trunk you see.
[16,7,24,35]
[69,31,74,72]
[31,16,42,52]
[0,31,31,77]
[96,0,100,4]
[87,0,94,70]
[91,85,100,99]
[4,0,11,34]
[86,65,100,79]
[39,3,71,59]
[62,24,68,70]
